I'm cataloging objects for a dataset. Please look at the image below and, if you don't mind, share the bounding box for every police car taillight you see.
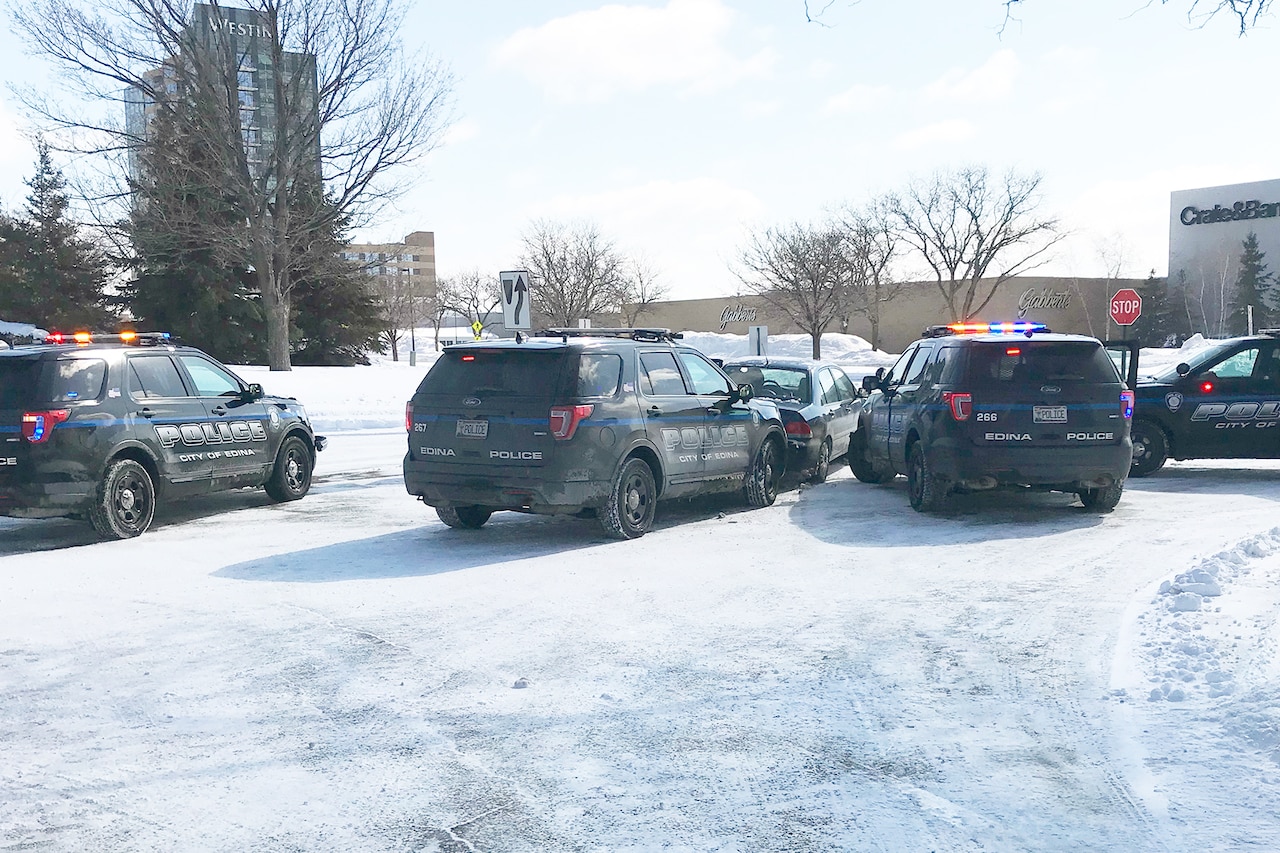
[405,401,413,432]
[942,391,972,421]
[22,410,70,443]
[550,404,593,440]
[1120,390,1134,419]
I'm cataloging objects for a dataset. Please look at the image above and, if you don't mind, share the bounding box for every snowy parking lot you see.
[4,340,1280,851]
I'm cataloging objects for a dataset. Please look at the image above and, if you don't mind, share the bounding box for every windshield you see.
[724,364,810,402]
[1145,340,1237,383]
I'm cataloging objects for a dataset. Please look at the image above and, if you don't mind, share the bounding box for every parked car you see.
[721,357,861,483]
[846,322,1135,512]
[402,328,788,539]
[0,331,325,538]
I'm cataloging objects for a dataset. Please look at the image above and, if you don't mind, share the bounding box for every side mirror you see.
[736,383,753,402]
[243,383,265,401]
[1176,362,1190,377]
[861,375,879,393]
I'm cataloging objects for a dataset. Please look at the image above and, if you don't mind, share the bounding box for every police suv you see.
[1129,330,1280,476]
[847,322,1135,512]
[402,328,787,539]
[0,332,325,538]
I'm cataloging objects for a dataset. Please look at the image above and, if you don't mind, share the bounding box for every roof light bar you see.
[947,321,1048,335]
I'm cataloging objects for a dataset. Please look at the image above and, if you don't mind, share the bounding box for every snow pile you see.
[0,320,46,342]
[232,362,428,433]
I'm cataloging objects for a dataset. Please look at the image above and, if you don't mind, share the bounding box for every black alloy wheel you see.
[906,443,947,512]
[745,439,780,508]
[1129,420,1169,478]
[600,457,657,539]
[89,458,156,539]
[810,439,832,484]
[265,435,313,502]
[437,505,493,529]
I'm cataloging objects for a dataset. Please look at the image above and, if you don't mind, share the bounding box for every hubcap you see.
[623,473,648,525]
[119,488,136,511]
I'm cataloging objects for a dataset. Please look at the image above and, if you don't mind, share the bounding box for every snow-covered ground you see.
[3,331,1277,851]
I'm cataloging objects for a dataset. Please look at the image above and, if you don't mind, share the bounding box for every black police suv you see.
[846,322,1135,512]
[0,332,325,539]
[1128,331,1280,476]
[403,328,787,539]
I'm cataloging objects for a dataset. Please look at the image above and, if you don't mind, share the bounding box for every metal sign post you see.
[748,325,768,356]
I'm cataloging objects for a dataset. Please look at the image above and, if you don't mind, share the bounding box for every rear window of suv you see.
[965,342,1120,386]
[0,357,107,406]
[0,357,41,408]
[418,349,569,396]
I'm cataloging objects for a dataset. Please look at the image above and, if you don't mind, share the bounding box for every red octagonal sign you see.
[1110,288,1142,326]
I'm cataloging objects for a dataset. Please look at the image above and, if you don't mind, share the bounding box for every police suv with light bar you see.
[0,332,326,538]
[1128,329,1280,476]
[846,322,1135,512]
[402,328,787,539]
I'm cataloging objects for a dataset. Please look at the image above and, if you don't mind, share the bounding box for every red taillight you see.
[22,409,71,443]
[942,391,972,421]
[1005,347,1021,356]
[784,420,812,437]
[405,401,413,432]
[1201,381,1214,394]
[1120,390,1134,419]
[550,404,593,440]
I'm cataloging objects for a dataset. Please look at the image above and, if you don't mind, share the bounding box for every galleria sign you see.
[1017,288,1072,313]
[1180,200,1280,226]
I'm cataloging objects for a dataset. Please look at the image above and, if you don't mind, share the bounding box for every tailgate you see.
[407,348,569,471]
[964,341,1126,447]
[0,357,41,487]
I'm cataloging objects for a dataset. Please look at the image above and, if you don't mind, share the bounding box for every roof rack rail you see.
[1259,329,1280,337]
[535,327,683,342]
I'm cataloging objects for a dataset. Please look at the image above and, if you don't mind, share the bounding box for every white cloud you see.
[823,83,892,116]
[0,100,35,209]
[441,118,480,148]
[524,177,767,297]
[894,119,976,151]
[925,49,1020,103]
[492,0,775,103]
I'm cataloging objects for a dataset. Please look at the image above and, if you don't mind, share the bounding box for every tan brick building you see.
[342,231,438,301]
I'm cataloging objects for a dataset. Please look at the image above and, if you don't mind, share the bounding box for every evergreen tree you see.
[1227,232,1274,336]
[2,144,114,331]
[1131,270,1192,347]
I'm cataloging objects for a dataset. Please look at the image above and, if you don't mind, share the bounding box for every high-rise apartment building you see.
[342,231,438,302]
[125,3,320,181]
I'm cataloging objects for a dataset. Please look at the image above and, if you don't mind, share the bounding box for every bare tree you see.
[618,258,668,327]
[12,0,453,370]
[736,221,845,360]
[439,269,501,338]
[833,200,902,352]
[888,166,1063,323]
[1004,0,1271,34]
[520,220,626,328]
[370,262,416,361]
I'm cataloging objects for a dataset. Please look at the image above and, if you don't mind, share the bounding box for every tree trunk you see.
[261,268,292,371]
[869,317,880,352]
[811,331,821,360]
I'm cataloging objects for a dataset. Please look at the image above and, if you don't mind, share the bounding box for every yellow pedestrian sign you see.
[471,321,483,340]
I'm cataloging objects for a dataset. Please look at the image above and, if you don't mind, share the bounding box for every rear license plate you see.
[456,418,488,439]
[1033,405,1067,423]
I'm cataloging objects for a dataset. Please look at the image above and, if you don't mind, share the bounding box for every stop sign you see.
[1110,288,1142,326]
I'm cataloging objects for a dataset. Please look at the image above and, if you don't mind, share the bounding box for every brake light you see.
[22,410,71,443]
[1005,347,1021,356]
[942,391,972,421]
[1120,390,1134,419]
[405,401,413,432]
[784,419,812,437]
[550,404,593,440]
[461,354,476,362]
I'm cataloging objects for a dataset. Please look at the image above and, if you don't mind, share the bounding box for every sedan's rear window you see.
[418,349,568,396]
[966,342,1120,385]
[0,358,41,408]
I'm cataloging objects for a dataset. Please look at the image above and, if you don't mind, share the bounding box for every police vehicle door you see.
[176,354,271,479]
[125,354,213,491]
[864,344,919,469]
[676,350,754,481]
[1179,342,1280,457]
[638,350,705,486]
[886,342,935,470]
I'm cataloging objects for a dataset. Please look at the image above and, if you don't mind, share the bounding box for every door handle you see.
[138,407,155,419]
[211,406,227,416]
[706,406,721,415]
[648,406,662,416]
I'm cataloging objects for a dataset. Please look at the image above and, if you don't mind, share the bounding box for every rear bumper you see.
[929,437,1132,488]
[0,481,94,518]
[403,456,611,513]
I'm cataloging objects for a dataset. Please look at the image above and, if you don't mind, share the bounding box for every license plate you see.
[1033,405,1067,423]
[456,418,488,438]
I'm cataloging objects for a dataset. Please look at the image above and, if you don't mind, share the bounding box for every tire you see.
[848,429,893,484]
[264,435,313,502]
[1079,480,1124,512]
[600,457,657,539]
[437,505,493,529]
[88,458,156,539]
[810,440,832,484]
[745,438,781,508]
[906,442,948,513]
[1129,420,1169,478]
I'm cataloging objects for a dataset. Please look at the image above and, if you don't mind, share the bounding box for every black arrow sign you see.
[513,274,527,326]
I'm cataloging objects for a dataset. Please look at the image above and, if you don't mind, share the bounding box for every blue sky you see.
[1,0,1277,300]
